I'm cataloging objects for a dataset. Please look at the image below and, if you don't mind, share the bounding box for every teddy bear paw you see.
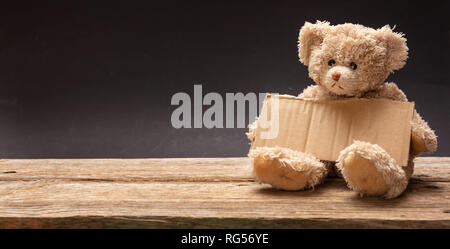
[336,141,408,199]
[248,146,328,191]
[340,153,390,196]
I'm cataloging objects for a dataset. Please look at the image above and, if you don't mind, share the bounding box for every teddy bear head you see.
[298,21,408,96]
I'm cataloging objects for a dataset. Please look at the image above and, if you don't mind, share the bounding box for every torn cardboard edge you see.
[251,94,414,166]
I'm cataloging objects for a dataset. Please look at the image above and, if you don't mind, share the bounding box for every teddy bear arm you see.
[368,82,437,155]
[410,110,437,155]
[246,118,259,142]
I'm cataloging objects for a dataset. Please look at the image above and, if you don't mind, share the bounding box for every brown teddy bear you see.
[247,21,437,199]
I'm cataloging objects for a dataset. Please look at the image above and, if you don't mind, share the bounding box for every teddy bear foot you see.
[248,146,328,191]
[336,141,408,199]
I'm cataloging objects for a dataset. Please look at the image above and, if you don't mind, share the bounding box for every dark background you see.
[0,0,448,158]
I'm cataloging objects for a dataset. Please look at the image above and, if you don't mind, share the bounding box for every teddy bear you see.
[247,21,437,199]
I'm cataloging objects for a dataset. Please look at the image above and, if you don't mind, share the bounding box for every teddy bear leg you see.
[248,146,328,191]
[336,141,409,199]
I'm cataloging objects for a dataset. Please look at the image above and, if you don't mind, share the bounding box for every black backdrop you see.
[0,0,448,158]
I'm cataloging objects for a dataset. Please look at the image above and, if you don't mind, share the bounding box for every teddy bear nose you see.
[331,71,341,81]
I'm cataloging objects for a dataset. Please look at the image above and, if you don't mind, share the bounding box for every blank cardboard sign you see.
[251,94,414,166]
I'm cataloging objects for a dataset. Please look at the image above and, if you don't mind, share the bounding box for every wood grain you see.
[0,157,449,228]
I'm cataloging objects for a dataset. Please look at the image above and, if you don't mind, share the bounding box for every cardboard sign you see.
[251,94,414,166]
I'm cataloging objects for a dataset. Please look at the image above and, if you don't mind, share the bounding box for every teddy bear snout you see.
[331,71,341,81]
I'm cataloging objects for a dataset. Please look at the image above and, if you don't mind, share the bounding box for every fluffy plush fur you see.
[248,21,437,199]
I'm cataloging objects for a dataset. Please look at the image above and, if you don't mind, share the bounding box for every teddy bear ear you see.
[376,25,409,72]
[298,21,330,66]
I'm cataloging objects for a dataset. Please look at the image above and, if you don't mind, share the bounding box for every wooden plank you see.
[0,157,448,182]
[0,158,251,182]
[0,157,449,228]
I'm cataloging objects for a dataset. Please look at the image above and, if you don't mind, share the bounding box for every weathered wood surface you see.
[0,157,449,228]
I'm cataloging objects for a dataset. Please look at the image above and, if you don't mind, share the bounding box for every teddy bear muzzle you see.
[331,71,341,81]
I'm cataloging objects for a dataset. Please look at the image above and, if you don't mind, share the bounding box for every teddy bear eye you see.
[328,59,336,66]
[349,62,357,70]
